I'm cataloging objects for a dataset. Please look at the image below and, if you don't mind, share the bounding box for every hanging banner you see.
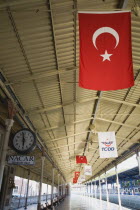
[79,175,85,182]
[84,165,92,176]
[137,156,140,175]
[77,179,82,183]
[98,132,118,158]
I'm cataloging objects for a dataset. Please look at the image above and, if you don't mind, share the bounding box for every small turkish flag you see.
[78,11,134,91]
[75,171,80,178]
[73,178,78,184]
[76,155,87,164]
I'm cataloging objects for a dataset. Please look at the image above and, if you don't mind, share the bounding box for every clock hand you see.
[22,132,25,147]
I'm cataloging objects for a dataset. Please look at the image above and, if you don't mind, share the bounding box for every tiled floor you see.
[19,194,130,210]
[56,194,130,210]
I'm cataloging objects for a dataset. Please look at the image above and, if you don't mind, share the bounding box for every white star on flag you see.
[100,50,112,61]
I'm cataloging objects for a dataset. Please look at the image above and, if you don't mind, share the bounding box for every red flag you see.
[75,171,80,178]
[78,11,134,91]
[73,178,78,184]
[76,155,87,164]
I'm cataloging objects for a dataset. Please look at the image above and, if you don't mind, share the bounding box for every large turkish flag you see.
[78,11,134,91]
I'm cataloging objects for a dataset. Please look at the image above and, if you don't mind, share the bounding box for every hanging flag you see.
[73,178,78,184]
[84,165,92,176]
[98,132,118,158]
[76,155,87,164]
[136,156,140,175]
[75,171,80,178]
[78,11,134,91]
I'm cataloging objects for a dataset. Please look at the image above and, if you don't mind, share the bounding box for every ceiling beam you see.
[96,117,140,130]
[5,62,139,86]
[48,0,72,170]
[27,96,140,115]
[49,141,98,151]
[49,141,86,151]
[38,116,140,132]
[45,131,89,142]
[53,148,83,156]
[39,117,92,132]
[46,130,136,145]
[5,68,77,86]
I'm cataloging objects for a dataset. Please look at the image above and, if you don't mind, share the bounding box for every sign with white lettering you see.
[7,156,35,165]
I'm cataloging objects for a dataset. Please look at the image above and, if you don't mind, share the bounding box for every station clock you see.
[12,128,36,154]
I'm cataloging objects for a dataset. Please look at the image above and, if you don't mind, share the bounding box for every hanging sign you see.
[84,165,92,176]
[98,131,118,158]
[79,175,85,182]
[7,156,35,165]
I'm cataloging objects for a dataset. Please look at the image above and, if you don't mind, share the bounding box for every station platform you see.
[18,195,130,210]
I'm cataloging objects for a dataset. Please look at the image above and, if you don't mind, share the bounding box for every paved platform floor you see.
[18,194,130,210]
[56,195,130,210]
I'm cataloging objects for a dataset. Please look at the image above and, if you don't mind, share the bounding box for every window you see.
[13,186,18,193]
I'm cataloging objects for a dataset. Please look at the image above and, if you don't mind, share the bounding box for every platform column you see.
[58,174,60,198]
[92,180,94,198]
[115,165,122,210]
[46,184,48,202]
[99,176,102,201]
[37,155,45,210]
[18,177,24,208]
[61,176,63,196]
[136,150,140,175]
[0,119,14,190]
[25,170,30,209]
[99,176,102,209]
[51,168,55,207]
[105,171,109,209]
[90,180,92,196]
[95,180,97,199]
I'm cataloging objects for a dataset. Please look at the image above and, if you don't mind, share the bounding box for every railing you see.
[10,193,58,209]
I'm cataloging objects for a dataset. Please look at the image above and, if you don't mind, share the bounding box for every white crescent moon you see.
[92,27,119,50]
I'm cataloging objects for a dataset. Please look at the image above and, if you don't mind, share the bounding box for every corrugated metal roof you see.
[0,0,140,183]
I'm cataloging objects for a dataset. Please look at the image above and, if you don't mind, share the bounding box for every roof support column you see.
[0,118,14,190]
[24,170,30,209]
[95,180,97,199]
[37,155,45,210]
[136,150,140,175]
[105,171,110,209]
[58,174,60,199]
[51,168,55,207]
[18,177,24,208]
[99,176,102,209]
[115,165,122,210]
[46,184,48,203]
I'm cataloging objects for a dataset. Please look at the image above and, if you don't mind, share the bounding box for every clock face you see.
[12,129,36,154]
